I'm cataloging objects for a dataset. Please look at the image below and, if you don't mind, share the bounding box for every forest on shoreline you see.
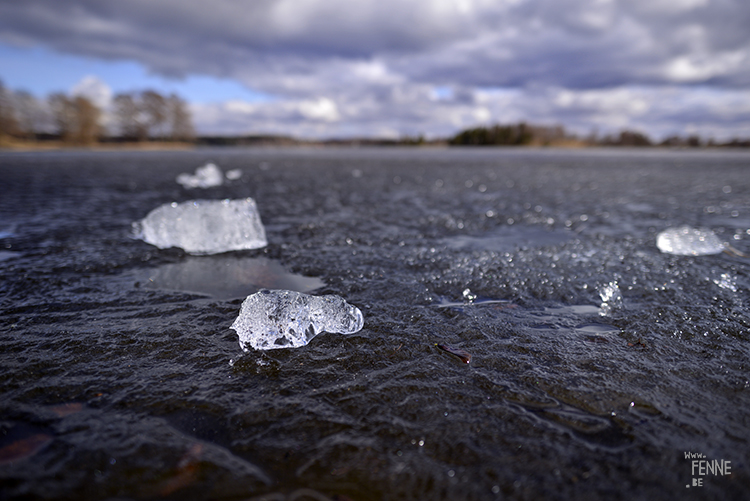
[2,79,748,150]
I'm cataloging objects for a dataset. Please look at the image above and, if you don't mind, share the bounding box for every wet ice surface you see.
[134,198,267,254]
[657,225,726,255]
[231,289,364,351]
[1,148,749,500]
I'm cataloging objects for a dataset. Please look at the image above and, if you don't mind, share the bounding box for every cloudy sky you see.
[1,0,749,140]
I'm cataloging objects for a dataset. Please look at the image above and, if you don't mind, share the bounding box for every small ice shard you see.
[225,169,242,180]
[656,226,725,256]
[462,288,477,303]
[134,198,267,255]
[176,163,224,188]
[599,280,623,316]
[230,289,364,351]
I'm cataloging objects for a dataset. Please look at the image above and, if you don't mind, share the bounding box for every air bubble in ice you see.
[230,289,364,351]
[133,198,267,255]
[176,163,224,188]
[656,226,724,256]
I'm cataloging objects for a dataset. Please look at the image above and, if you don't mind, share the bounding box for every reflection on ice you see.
[574,323,620,334]
[656,226,725,256]
[0,251,21,262]
[435,289,512,310]
[444,226,570,252]
[231,289,364,351]
[133,198,267,255]
[135,256,324,299]
[176,163,224,188]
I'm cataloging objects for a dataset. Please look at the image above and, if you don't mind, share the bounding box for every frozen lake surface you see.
[1,147,749,499]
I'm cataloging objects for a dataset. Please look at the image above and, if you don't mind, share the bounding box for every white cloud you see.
[299,97,340,121]
[664,50,749,83]
[70,75,112,109]
[2,0,749,140]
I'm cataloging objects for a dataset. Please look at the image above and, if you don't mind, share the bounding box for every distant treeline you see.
[0,79,194,146]
[449,122,750,148]
[3,77,749,148]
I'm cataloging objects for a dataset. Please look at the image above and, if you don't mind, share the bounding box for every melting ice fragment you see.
[230,289,364,351]
[134,198,267,255]
[656,226,725,256]
[176,163,224,188]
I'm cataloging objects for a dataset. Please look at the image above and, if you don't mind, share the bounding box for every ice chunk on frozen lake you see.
[231,289,364,351]
[134,198,267,255]
[656,226,724,256]
[225,168,242,180]
[176,163,224,188]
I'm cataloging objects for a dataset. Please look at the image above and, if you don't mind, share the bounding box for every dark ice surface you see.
[1,147,749,500]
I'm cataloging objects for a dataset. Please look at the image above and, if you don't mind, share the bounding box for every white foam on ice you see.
[133,198,267,255]
[176,163,224,188]
[656,226,725,256]
[230,289,364,351]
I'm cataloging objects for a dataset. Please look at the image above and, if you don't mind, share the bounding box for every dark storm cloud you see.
[3,0,748,90]
[1,0,748,138]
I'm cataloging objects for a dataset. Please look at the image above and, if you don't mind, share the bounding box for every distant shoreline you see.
[1,136,748,151]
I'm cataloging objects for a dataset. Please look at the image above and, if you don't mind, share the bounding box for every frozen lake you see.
[1,147,749,499]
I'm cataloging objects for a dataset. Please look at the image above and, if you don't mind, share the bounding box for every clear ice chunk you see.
[133,198,267,255]
[656,226,725,256]
[176,162,224,188]
[230,289,364,351]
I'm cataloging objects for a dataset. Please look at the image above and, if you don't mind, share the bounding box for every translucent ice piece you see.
[230,289,364,351]
[176,163,224,188]
[656,226,724,256]
[134,198,267,255]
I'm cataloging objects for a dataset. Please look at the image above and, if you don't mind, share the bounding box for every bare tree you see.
[141,90,167,139]
[12,90,46,139]
[72,96,101,145]
[113,93,144,140]
[48,93,101,145]
[48,93,75,141]
[0,80,20,141]
[166,93,195,141]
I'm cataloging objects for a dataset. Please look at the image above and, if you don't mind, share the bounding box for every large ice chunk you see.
[656,226,724,256]
[176,163,224,188]
[134,198,267,255]
[231,289,364,351]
